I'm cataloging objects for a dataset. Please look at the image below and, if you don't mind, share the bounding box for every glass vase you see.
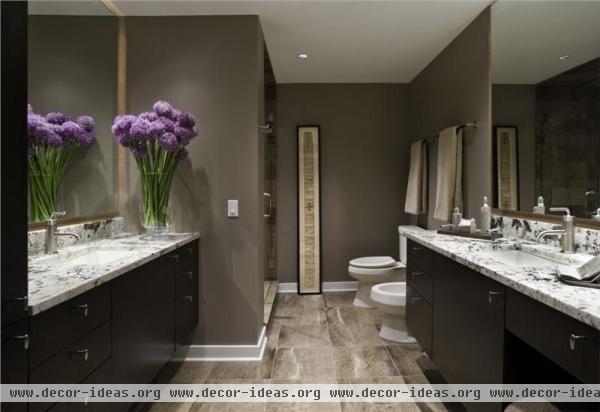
[139,172,174,238]
[28,171,59,223]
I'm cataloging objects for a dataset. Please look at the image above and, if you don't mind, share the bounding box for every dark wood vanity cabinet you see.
[22,240,199,412]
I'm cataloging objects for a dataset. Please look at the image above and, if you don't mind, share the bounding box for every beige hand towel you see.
[433,126,463,222]
[404,140,428,215]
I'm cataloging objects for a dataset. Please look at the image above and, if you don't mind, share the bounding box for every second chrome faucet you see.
[536,207,575,253]
[45,211,81,254]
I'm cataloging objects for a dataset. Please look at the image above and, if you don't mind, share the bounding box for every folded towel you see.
[433,126,463,222]
[404,140,427,215]
[556,253,600,288]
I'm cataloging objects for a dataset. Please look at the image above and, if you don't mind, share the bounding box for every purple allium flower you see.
[149,120,166,136]
[28,113,63,148]
[46,112,69,125]
[139,111,158,122]
[174,126,198,146]
[176,111,196,128]
[76,115,95,133]
[153,101,174,119]
[130,118,153,141]
[176,147,189,161]
[111,115,137,145]
[158,132,179,152]
[131,145,148,160]
[27,104,33,114]
[60,121,91,145]
[158,117,176,134]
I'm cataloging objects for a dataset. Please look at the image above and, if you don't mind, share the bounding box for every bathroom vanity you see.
[403,228,600,412]
[18,234,200,412]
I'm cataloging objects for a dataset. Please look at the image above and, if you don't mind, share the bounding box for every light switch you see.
[228,200,239,218]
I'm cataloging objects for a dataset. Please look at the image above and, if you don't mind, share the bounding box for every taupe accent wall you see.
[276,84,410,283]
[409,7,492,229]
[492,84,536,210]
[125,16,265,345]
[28,16,118,220]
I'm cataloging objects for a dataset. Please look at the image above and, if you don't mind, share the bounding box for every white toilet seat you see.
[349,256,397,269]
[348,262,405,276]
[371,282,407,306]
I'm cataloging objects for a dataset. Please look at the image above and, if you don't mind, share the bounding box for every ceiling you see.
[491,1,600,85]
[32,0,491,83]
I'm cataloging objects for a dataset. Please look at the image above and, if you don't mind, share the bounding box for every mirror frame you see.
[27,0,124,230]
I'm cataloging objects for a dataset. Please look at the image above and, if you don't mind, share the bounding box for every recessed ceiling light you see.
[297,53,309,59]
[559,55,571,61]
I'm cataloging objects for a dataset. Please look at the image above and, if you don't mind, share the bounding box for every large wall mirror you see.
[27,2,118,225]
[491,1,600,222]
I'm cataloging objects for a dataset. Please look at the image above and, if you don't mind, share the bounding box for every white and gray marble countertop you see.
[398,226,600,330]
[28,233,200,316]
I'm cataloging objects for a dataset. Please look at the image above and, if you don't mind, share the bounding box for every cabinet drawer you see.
[46,361,112,412]
[506,290,599,383]
[30,284,110,368]
[176,265,197,297]
[406,286,432,357]
[165,241,197,273]
[30,321,111,385]
[407,239,433,274]
[407,263,432,303]
[176,286,198,346]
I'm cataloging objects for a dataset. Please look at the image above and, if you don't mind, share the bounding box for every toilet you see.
[348,231,415,343]
[347,256,405,307]
[371,282,415,343]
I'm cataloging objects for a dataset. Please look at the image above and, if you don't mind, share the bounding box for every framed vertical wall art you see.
[297,126,322,295]
[493,126,520,210]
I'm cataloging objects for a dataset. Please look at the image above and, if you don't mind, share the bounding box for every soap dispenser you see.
[481,196,491,232]
[452,207,462,226]
[533,196,546,214]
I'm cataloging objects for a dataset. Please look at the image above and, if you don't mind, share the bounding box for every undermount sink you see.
[36,246,137,267]
[478,250,564,268]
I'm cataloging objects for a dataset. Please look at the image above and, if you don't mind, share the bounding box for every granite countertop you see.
[28,233,200,315]
[398,226,600,330]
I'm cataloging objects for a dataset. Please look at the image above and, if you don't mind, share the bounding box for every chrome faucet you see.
[45,211,81,254]
[593,208,600,222]
[536,207,575,254]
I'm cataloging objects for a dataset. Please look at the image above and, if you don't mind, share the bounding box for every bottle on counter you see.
[481,196,491,232]
[533,196,546,214]
[452,207,462,226]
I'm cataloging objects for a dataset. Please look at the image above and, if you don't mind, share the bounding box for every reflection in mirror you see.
[27,6,118,224]
[491,1,600,220]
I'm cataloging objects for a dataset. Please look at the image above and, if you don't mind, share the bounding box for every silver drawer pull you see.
[411,272,424,279]
[410,297,422,304]
[569,334,588,351]
[169,254,180,263]
[182,271,193,279]
[9,334,29,350]
[183,295,193,303]
[185,247,193,255]
[7,296,28,312]
[412,246,424,252]
[69,349,89,361]
[72,304,89,317]
[488,291,504,303]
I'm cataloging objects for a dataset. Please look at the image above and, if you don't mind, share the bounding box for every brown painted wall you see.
[409,8,492,228]
[492,84,536,210]
[276,84,410,283]
[125,16,264,345]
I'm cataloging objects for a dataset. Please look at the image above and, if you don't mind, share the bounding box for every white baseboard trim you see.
[278,281,358,293]
[174,326,267,362]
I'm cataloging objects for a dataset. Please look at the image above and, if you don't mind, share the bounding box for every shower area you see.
[263,50,277,324]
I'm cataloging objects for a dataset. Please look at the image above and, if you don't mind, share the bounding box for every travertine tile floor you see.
[134,292,465,412]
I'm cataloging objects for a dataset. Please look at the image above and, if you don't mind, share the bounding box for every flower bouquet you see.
[112,101,198,235]
[27,105,95,222]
